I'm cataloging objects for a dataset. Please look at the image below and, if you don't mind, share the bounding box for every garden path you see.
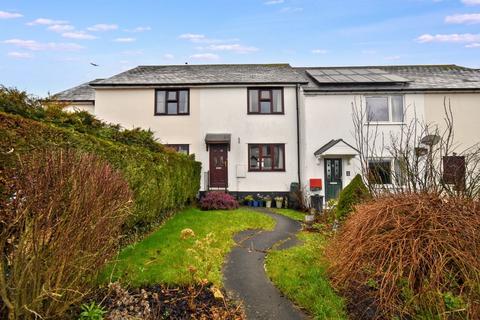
[223,208,308,320]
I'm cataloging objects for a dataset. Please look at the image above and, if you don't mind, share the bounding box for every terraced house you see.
[56,64,480,204]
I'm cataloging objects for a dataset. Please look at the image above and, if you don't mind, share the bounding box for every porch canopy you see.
[314,139,359,157]
[205,133,231,151]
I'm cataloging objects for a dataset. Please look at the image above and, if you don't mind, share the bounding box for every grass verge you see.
[102,207,275,287]
[266,231,347,319]
[271,208,305,221]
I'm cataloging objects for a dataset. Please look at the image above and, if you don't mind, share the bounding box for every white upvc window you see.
[368,158,405,186]
[366,95,404,123]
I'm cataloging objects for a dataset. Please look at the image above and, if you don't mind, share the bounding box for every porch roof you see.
[314,139,359,157]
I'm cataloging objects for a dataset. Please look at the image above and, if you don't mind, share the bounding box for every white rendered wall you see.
[94,86,299,192]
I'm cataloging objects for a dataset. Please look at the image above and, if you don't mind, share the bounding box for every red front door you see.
[209,144,228,188]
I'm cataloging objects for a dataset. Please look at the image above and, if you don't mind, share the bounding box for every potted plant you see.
[244,195,254,206]
[257,194,264,207]
[274,196,283,209]
[265,196,272,208]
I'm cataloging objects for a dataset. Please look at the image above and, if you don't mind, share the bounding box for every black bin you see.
[310,194,324,212]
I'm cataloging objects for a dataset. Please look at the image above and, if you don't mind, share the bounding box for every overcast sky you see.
[1,0,479,96]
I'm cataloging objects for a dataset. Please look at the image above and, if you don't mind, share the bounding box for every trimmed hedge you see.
[336,174,370,220]
[0,111,201,234]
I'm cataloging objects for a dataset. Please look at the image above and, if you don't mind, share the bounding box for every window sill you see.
[248,169,286,172]
[154,113,190,116]
[365,122,405,126]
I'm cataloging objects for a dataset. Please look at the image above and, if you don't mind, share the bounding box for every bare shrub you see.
[0,149,132,320]
[326,193,480,319]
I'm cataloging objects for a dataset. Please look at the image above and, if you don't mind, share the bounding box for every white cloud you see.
[0,11,23,19]
[62,31,97,40]
[47,24,75,32]
[87,24,118,32]
[311,49,328,54]
[7,51,33,59]
[201,44,259,54]
[179,33,209,43]
[445,13,480,24]
[279,7,303,13]
[114,37,136,42]
[125,26,151,32]
[384,55,401,61]
[121,49,143,55]
[189,53,220,61]
[416,33,480,43]
[27,18,68,26]
[264,0,284,4]
[462,0,480,5]
[4,39,84,51]
[466,42,480,47]
[163,53,175,59]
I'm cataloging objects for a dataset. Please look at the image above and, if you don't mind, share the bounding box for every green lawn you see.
[272,208,305,222]
[266,232,347,320]
[102,207,275,287]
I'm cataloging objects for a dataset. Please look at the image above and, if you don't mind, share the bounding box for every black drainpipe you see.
[295,84,301,188]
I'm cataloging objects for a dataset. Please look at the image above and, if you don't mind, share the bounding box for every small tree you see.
[336,174,370,220]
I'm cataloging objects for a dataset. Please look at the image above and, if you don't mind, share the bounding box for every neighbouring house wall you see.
[64,102,95,114]
[424,93,480,151]
[300,93,426,198]
[94,86,299,192]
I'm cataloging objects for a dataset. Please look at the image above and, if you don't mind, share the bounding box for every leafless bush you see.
[326,193,480,319]
[0,149,132,319]
[352,97,480,198]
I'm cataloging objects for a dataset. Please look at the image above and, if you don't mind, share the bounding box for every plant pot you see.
[275,200,282,209]
[305,214,315,224]
[253,200,259,207]
[266,200,272,208]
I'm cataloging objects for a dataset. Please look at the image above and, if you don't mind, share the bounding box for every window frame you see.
[247,87,285,115]
[154,88,190,116]
[165,144,190,155]
[365,95,404,123]
[248,143,286,172]
[367,158,405,186]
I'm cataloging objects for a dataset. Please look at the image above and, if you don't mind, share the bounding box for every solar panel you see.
[306,68,410,84]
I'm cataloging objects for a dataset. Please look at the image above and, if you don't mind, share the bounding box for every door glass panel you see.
[249,146,260,169]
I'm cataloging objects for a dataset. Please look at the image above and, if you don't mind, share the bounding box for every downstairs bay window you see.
[248,144,285,171]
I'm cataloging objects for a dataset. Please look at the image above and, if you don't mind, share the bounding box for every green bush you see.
[336,174,370,220]
[0,87,201,235]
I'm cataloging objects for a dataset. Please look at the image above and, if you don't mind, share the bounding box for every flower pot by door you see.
[275,200,282,209]
[266,200,272,208]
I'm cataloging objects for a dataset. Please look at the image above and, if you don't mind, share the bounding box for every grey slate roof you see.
[314,139,359,156]
[297,65,480,92]
[54,79,103,101]
[92,64,308,86]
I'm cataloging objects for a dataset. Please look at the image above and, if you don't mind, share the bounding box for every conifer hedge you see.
[0,88,201,234]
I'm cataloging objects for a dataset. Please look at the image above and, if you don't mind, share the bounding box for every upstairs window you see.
[366,95,404,122]
[155,89,189,115]
[249,144,285,171]
[248,88,284,114]
[166,144,189,155]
